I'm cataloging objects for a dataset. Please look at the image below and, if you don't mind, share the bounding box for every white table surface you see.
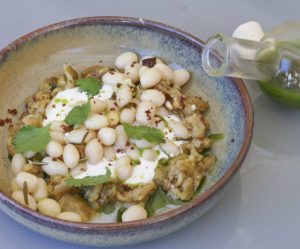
[1,0,300,248]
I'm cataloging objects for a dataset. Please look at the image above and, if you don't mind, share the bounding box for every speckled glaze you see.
[0,17,253,247]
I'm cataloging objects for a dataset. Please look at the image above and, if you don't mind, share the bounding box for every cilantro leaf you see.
[117,207,127,223]
[123,123,166,144]
[76,77,102,97]
[14,125,51,153]
[157,157,171,167]
[65,102,90,126]
[65,169,111,187]
[208,133,225,142]
[145,187,184,217]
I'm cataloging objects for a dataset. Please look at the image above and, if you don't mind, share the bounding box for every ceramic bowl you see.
[0,17,253,247]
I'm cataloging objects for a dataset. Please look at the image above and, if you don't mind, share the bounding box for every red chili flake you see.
[5,118,12,124]
[60,124,72,133]
[0,119,5,126]
[7,108,18,116]
[142,58,156,68]
[116,148,122,153]
[145,109,152,120]
[110,107,116,111]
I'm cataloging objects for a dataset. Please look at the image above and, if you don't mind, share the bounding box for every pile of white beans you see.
[10,51,192,223]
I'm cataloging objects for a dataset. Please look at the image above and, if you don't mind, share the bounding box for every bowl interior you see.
[0,18,250,213]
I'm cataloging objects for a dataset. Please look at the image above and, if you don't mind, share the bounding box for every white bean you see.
[126,146,140,160]
[115,156,133,181]
[139,66,150,77]
[50,131,65,144]
[84,113,109,130]
[140,68,162,88]
[90,98,107,113]
[57,212,82,222]
[63,144,80,168]
[107,111,120,127]
[142,149,157,161]
[136,101,156,125]
[50,121,69,133]
[70,162,87,177]
[11,153,26,176]
[115,125,128,147]
[11,178,20,191]
[98,127,117,146]
[156,106,169,116]
[11,190,37,210]
[160,141,180,156]
[46,141,63,158]
[106,100,119,111]
[115,52,138,69]
[83,130,97,143]
[130,138,155,149]
[38,198,61,217]
[42,157,68,176]
[102,71,125,86]
[103,146,116,161]
[15,172,38,193]
[169,121,190,139]
[140,89,166,107]
[24,151,36,159]
[85,138,103,164]
[174,69,190,86]
[33,178,48,201]
[124,62,140,83]
[116,84,132,108]
[65,129,88,144]
[122,205,147,222]
[154,63,174,81]
[120,107,136,124]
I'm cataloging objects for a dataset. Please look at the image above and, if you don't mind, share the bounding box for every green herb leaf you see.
[76,77,102,97]
[145,187,184,217]
[65,103,90,126]
[195,176,207,194]
[117,207,127,223]
[123,123,166,144]
[102,204,116,214]
[208,133,225,142]
[14,125,51,153]
[154,114,169,128]
[65,169,111,187]
[157,157,171,167]
[132,159,141,166]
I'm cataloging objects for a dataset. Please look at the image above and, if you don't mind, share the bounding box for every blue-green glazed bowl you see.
[0,17,253,247]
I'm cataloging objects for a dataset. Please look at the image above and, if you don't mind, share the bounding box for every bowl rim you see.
[0,16,254,231]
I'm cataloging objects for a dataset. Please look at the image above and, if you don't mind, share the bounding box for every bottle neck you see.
[202,33,275,81]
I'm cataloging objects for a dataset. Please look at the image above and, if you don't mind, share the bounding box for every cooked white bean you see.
[106,100,119,111]
[102,71,125,86]
[83,130,97,143]
[42,157,68,176]
[142,149,157,161]
[15,172,38,193]
[103,146,116,161]
[11,178,20,191]
[120,107,136,124]
[65,129,88,144]
[124,62,140,83]
[11,153,26,176]
[70,162,87,177]
[116,84,132,108]
[169,121,190,139]
[24,151,36,159]
[33,178,48,201]
[154,63,174,81]
[130,138,155,149]
[38,198,61,217]
[57,212,82,222]
[139,66,150,77]
[63,144,80,168]
[160,140,180,156]
[90,98,107,113]
[98,127,117,146]
[11,190,37,210]
[107,111,120,127]
[115,156,133,181]
[115,52,138,69]
[115,125,128,147]
[140,89,166,107]
[46,140,63,158]
[122,205,147,222]
[84,113,109,130]
[85,138,103,164]
[50,131,65,144]
[50,121,69,133]
[126,146,140,160]
[140,68,162,88]
[173,69,190,86]
[136,101,156,125]
[156,106,169,116]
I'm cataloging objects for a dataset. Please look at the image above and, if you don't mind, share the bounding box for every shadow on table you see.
[0,175,242,249]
